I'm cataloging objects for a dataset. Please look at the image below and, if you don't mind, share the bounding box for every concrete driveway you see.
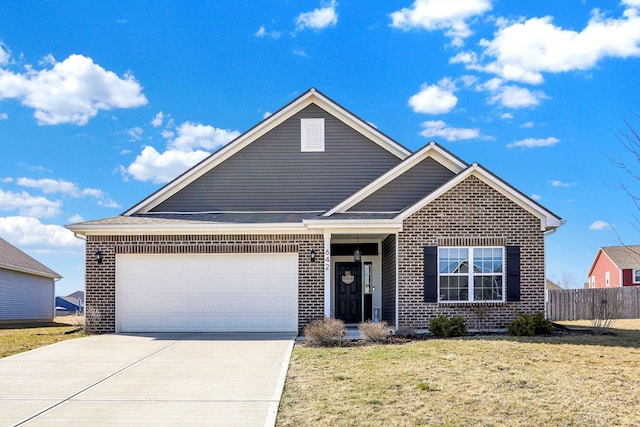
[0,333,296,427]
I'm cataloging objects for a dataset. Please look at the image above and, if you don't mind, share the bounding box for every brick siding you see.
[85,234,324,333]
[397,175,546,330]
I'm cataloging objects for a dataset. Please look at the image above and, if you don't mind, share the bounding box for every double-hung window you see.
[438,247,505,302]
[634,270,640,284]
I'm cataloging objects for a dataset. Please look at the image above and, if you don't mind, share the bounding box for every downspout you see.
[543,220,566,318]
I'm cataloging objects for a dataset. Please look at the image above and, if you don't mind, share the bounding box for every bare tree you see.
[612,112,640,258]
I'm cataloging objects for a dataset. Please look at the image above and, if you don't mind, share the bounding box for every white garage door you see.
[116,253,298,333]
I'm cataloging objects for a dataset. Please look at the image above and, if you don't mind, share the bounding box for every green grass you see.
[277,323,640,426]
[0,319,87,358]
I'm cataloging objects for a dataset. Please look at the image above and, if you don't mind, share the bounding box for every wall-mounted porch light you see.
[310,249,317,262]
[95,250,103,264]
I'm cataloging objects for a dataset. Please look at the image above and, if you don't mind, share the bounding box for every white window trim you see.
[438,246,506,303]
[634,270,640,284]
[605,271,610,287]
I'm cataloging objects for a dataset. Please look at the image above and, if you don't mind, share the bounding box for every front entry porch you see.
[322,235,397,326]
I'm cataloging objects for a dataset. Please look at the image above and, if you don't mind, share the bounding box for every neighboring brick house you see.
[587,245,640,288]
[68,88,563,334]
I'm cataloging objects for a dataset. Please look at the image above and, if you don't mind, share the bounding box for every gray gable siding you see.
[152,104,402,212]
[350,157,456,212]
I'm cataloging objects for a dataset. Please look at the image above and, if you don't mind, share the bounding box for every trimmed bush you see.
[358,321,391,343]
[429,315,468,337]
[303,317,346,346]
[508,314,536,336]
[508,312,552,336]
[532,312,554,335]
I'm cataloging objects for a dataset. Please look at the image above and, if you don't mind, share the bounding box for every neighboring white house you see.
[0,236,62,322]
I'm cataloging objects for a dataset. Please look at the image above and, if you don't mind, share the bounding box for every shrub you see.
[508,312,554,336]
[532,312,554,335]
[303,317,346,346]
[508,314,536,336]
[429,315,468,337]
[358,321,391,343]
[395,326,417,339]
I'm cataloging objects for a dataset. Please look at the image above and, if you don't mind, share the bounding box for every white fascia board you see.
[311,90,411,159]
[324,141,467,216]
[303,218,402,233]
[396,164,563,231]
[587,248,604,278]
[125,89,410,216]
[0,263,61,280]
[67,222,312,236]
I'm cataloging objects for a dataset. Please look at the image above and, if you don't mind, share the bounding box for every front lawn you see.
[0,319,87,358]
[277,324,640,426]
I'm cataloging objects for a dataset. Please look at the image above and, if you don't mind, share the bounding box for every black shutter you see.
[506,246,521,302]
[424,246,438,302]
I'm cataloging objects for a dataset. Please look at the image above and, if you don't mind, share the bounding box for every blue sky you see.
[1,0,639,296]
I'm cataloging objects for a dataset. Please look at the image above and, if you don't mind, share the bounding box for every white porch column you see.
[324,231,331,317]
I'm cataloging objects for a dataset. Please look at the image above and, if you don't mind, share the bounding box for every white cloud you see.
[419,120,481,141]
[151,112,164,127]
[0,216,82,247]
[589,220,611,230]
[125,146,210,184]
[128,126,143,141]
[507,137,560,149]
[67,214,84,223]
[471,8,640,84]
[0,189,61,218]
[293,48,308,57]
[0,112,7,120]
[500,112,514,119]
[530,194,542,201]
[15,177,119,207]
[2,177,12,183]
[255,26,281,39]
[492,85,547,108]
[480,79,548,108]
[295,1,338,31]
[520,121,534,128]
[550,179,575,188]
[390,0,491,45]
[0,51,147,125]
[0,42,9,65]
[408,78,458,114]
[169,122,239,151]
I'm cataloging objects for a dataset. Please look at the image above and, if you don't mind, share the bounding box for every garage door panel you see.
[116,253,298,332]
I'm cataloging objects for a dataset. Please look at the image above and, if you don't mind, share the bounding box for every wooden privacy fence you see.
[547,287,640,321]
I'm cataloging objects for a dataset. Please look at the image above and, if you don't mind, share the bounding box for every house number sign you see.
[325,249,330,271]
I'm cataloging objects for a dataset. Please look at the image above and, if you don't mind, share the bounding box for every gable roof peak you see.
[121,88,411,216]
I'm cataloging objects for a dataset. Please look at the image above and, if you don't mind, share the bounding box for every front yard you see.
[277,321,640,427]
[0,317,87,358]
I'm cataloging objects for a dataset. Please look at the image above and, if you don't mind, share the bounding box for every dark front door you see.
[335,262,362,323]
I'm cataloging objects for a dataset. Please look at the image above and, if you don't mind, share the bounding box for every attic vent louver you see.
[301,118,325,152]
